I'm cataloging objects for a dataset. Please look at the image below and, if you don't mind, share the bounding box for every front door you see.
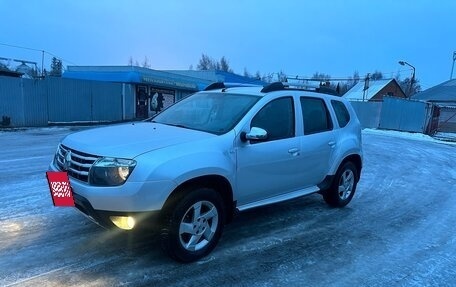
[236,97,303,205]
[136,85,148,119]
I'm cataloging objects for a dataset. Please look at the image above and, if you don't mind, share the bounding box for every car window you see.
[251,97,295,141]
[152,92,260,135]
[331,100,350,128]
[301,97,333,135]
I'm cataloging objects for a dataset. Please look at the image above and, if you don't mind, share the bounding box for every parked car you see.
[48,82,363,262]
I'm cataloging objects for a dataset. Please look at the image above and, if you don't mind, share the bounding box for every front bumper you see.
[73,192,161,230]
[48,161,175,229]
[48,161,177,212]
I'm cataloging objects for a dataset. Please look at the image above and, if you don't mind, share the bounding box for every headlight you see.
[89,157,136,186]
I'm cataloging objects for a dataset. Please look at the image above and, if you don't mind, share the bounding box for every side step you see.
[236,186,319,212]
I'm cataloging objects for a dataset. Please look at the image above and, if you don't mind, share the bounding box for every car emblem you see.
[63,150,72,171]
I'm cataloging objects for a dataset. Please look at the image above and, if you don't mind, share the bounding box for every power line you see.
[0,42,77,66]
[0,42,43,52]
[44,51,77,66]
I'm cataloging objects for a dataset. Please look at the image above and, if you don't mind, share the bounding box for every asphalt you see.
[0,128,455,287]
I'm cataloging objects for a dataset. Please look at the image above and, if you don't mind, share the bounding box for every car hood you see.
[61,122,216,158]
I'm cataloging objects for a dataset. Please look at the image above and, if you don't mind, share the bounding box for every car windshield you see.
[151,92,260,135]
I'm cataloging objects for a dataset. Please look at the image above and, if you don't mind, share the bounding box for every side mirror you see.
[240,127,268,142]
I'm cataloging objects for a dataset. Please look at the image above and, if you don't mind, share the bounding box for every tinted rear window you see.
[331,100,350,128]
[301,97,333,135]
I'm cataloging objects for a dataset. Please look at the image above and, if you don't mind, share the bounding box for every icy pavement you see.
[0,127,455,286]
[433,131,456,142]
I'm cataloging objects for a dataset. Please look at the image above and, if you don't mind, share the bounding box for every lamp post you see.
[398,60,416,98]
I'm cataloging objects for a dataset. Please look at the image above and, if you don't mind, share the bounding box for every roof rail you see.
[261,81,339,95]
[260,82,286,93]
[204,82,226,91]
[204,82,261,91]
[316,86,339,96]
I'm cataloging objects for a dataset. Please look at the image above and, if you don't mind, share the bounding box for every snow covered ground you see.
[0,127,455,286]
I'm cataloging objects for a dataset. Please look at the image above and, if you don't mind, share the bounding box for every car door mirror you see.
[241,127,268,142]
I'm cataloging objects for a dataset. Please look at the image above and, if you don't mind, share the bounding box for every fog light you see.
[110,216,136,230]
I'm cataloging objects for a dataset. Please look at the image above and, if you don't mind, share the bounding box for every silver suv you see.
[49,82,363,262]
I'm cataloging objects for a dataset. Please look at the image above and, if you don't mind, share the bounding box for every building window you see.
[149,87,175,113]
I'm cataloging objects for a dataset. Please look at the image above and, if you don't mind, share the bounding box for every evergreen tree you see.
[197,53,214,70]
[49,57,63,77]
[197,54,233,72]
[219,56,232,72]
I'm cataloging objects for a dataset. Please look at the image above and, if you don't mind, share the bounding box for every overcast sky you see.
[1,0,455,89]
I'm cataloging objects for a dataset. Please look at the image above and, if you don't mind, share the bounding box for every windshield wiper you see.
[157,122,190,129]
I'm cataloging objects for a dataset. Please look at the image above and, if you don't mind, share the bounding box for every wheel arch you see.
[161,174,235,224]
[319,153,362,191]
[339,154,362,181]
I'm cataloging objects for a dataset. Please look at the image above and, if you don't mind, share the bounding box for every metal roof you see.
[343,79,396,101]
[412,79,456,102]
[63,66,212,91]
[63,67,265,91]
[0,69,23,77]
[165,70,266,86]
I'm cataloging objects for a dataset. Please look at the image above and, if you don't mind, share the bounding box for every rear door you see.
[299,97,336,185]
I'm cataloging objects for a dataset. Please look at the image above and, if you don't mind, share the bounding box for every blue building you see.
[63,66,264,119]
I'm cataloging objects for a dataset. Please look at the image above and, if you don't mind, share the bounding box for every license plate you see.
[46,171,75,207]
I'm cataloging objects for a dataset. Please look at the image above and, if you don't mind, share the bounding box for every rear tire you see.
[160,188,224,262]
[323,162,358,207]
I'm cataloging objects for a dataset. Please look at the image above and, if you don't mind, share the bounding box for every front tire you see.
[160,188,224,262]
[323,162,358,207]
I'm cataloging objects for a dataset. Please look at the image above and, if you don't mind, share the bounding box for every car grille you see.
[55,144,100,183]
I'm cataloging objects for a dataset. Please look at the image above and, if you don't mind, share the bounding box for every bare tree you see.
[311,72,331,82]
[396,77,421,97]
[243,67,251,78]
[262,73,274,83]
[344,70,360,92]
[353,71,360,85]
[277,70,287,82]
[142,56,151,68]
[371,70,383,80]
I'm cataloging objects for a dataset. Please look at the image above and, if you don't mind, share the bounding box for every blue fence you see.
[349,97,435,134]
[0,76,135,127]
[378,97,433,133]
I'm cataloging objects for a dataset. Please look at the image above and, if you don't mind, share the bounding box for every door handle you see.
[288,148,300,156]
[328,141,336,148]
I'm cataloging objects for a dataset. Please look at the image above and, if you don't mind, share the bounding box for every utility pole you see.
[362,73,370,101]
[41,50,45,77]
[451,51,456,80]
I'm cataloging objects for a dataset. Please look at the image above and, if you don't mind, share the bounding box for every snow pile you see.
[363,129,456,146]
